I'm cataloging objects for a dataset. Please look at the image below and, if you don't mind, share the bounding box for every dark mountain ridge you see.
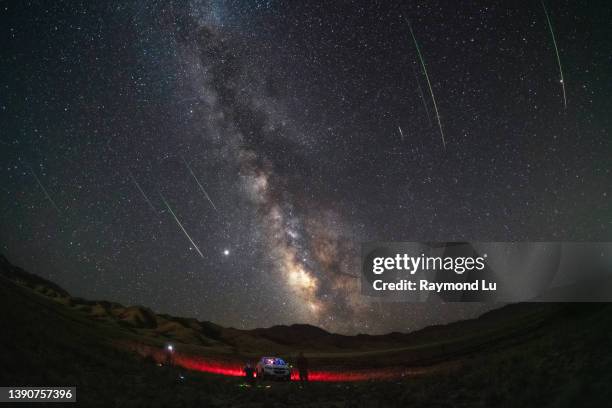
[0,253,571,355]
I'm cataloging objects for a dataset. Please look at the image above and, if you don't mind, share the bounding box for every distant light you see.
[223,249,230,256]
[167,344,174,352]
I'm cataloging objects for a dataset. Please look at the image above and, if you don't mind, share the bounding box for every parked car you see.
[255,357,291,381]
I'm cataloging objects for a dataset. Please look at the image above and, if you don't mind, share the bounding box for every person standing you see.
[296,352,308,384]
[244,362,255,385]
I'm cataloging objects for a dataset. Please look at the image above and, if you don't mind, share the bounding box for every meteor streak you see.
[407,19,446,149]
[26,163,60,213]
[398,125,405,142]
[541,0,567,109]
[127,169,157,213]
[182,157,218,212]
[158,190,204,258]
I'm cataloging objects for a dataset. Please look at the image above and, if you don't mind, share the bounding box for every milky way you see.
[177,14,369,328]
[0,1,610,334]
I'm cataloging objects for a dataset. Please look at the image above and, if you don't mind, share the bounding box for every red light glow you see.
[174,353,418,382]
[175,354,245,377]
[125,342,425,383]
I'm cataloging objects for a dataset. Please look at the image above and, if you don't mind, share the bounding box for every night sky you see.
[1,1,610,334]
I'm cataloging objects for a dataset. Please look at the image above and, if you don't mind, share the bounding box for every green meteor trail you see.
[127,169,157,214]
[182,157,218,212]
[27,162,61,213]
[159,190,204,258]
[407,18,446,150]
[541,0,567,109]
